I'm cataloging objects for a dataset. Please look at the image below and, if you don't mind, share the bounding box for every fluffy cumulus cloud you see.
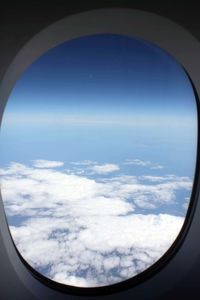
[33,160,64,168]
[69,161,120,175]
[88,163,120,175]
[0,160,193,287]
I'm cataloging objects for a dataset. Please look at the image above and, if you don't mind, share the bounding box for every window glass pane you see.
[0,34,197,288]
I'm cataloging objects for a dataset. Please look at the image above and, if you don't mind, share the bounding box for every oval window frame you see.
[0,8,200,299]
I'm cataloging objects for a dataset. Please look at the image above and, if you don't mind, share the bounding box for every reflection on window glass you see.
[0,34,197,287]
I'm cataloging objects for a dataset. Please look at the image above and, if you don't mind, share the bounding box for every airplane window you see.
[0,34,197,289]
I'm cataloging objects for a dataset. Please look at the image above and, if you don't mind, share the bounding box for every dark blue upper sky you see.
[4,34,196,120]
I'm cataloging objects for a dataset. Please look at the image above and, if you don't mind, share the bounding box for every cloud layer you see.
[0,160,192,287]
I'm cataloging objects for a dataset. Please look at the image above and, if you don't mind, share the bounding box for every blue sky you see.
[3,34,196,115]
[1,34,197,175]
[0,34,197,287]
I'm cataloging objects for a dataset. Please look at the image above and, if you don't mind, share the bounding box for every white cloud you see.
[183,197,190,210]
[124,159,151,166]
[124,159,164,170]
[70,160,97,166]
[88,163,120,175]
[70,161,120,176]
[9,213,184,287]
[151,165,164,170]
[33,160,64,168]
[0,161,192,287]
